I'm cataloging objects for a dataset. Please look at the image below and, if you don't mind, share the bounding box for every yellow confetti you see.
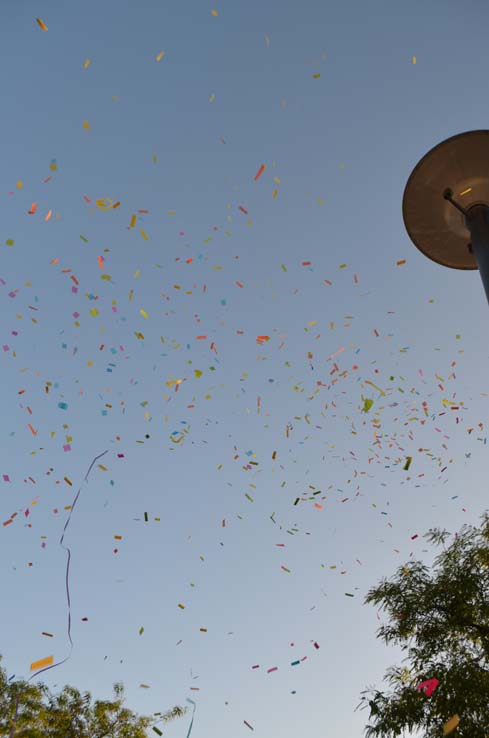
[140,309,149,319]
[272,189,278,199]
[84,58,91,69]
[211,8,218,15]
[89,308,99,317]
[209,93,216,103]
[30,655,53,671]
[156,50,166,61]
[140,229,149,240]
[312,73,321,78]
[364,380,386,397]
[443,715,460,735]
[96,198,114,211]
[339,263,347,269]
[412,55,417,64]
[129,214,137,228]
[83,120,90,130]
[16,181,23,189]
[36,18,48,31]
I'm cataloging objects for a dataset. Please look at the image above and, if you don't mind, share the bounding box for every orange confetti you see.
[36,18,48,31]
[196,335,208,340]
[97,255,104,270]
[256,335,270,344]
[28,202,37,215]
[396,259,407,266]
[45,210,52,222]
[30,655,53,671]
[254,164,266,181]
[27,424,37,436]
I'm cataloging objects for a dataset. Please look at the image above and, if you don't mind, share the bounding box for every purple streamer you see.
[8,449,109,738]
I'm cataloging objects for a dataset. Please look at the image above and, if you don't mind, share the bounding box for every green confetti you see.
[80,235,88,243]
[281,264,287,272]
[144,512,149,522]
[403,456,412,471]
[152,728,163,736]
[362,398,373,413]
[245,493,254,502]
[345,593,354,597]
[139,626,144,635]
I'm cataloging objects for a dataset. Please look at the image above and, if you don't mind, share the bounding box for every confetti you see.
[156,51,166,62]
[254,164,266,181]
[443,715,460,735]
[36,18,48,31]
[30,655,53,671]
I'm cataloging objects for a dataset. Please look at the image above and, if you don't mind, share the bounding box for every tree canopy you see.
[0,657,186,738]
[356,511,489,737]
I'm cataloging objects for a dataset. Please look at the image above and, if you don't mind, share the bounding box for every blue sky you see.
[2,1,489,736]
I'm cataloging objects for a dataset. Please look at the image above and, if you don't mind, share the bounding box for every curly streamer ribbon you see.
[8,449,109,738]
[185,698,197,738]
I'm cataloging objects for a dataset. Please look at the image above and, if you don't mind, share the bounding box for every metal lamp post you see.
[403,129,489,305]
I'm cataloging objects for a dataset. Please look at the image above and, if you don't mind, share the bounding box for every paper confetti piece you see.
[156,51,165,61]
[30,655,53,671]
[403,456,412,471]
[443,715,460,735]
[244,721,254,731]
[153,728,163,736]
[397,259,407,266]
[140,309,149,319]
[416,678,439,697]
[412,56,417,64]
[83,121,90,130]
[36,18,48,31]
[95,198,114,211]
[254,164,266,181]
[5,239,14,247]
[362,398,373,413]
[364,380,386,397]
[84,58,91,69]
[41,632,54,638]
[211,9,218,15]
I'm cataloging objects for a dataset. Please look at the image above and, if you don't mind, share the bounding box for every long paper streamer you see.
[8,449,109,738]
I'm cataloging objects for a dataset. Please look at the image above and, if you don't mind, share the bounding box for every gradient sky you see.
[2,1,489,736]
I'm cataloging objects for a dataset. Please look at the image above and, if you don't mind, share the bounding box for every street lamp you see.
[402,129,489,305]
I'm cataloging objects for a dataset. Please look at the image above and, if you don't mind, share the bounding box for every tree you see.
[0,656,186,738]
[356,511,489,737]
